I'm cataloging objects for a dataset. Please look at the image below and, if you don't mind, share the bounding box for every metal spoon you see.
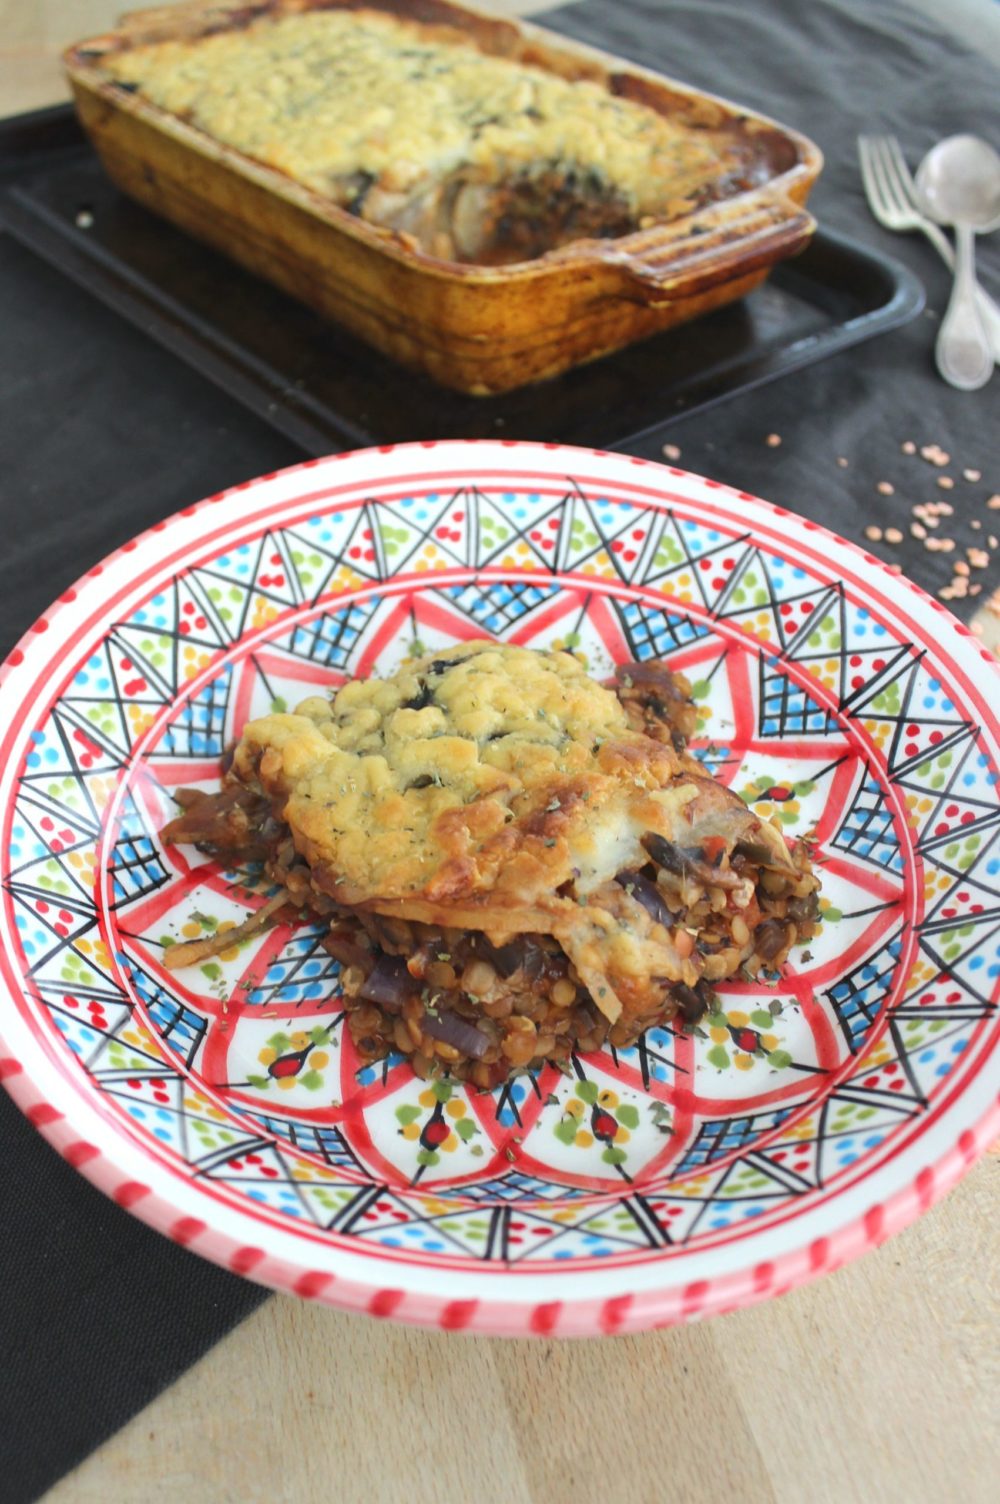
[916,134,1000,391]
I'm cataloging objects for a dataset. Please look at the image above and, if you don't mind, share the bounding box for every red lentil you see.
[920,444,950,466]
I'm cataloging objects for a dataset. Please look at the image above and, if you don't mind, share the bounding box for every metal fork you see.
[858,133,1000,363]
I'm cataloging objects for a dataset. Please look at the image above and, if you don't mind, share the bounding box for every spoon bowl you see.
[915,134,1000,390]
[916,133,1000,231]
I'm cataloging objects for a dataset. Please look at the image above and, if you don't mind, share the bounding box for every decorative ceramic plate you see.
[1,441,998,1337]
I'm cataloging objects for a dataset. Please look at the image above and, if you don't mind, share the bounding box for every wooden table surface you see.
[1,3,998,1502]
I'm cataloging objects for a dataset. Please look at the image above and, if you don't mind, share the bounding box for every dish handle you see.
[68,0,254,56]
[589,193,816,307]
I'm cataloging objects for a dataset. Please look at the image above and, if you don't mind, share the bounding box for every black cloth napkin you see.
[555,0,1000,605]
[0,240,297,1504]
[0,3,997,1500]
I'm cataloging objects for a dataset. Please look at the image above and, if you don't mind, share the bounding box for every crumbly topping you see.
[231,640,694,914]
[101,7,731,219]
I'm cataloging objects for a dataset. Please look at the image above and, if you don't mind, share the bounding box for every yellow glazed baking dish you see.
[64,0,823,395]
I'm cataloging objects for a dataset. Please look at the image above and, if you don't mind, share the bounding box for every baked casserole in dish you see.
[65,0,823,393]
[162,643,820,1088]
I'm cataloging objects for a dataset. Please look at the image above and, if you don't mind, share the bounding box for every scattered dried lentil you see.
[864,524,883,541]
[837,456,849,467]
[885,526,903,543]
[988,495,1000,510]
[920,444,950,466]
[877,480,894,495]
[765,432,782,447]
[963,468,981,482]
[901,440,916,454]
[662,443,681,461]
[967,547,990,569]
[937,475,955,490]
[911,521,927,539]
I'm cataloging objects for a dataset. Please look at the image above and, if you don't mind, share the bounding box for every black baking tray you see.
[0,105,924,455]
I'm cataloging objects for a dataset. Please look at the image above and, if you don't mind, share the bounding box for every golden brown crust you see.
[228,641,742,1019]
[233,642,692,898]
[99,6,735,251]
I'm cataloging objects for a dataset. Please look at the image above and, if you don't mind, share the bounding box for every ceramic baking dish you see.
[64,0,823,395]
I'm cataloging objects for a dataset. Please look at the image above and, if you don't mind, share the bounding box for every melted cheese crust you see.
[233,639,675,897]
[230,641,721,1012]
[103,7,730,216]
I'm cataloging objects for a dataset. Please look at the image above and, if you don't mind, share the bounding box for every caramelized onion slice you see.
[164,891,290,970]
[642,832,742,890]
[358,954,417,1010]
[485,935,547,981]
[423,1009,492,1060]
[614,869,676,928]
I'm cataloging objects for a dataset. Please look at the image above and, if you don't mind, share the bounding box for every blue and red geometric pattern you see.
[1,449,997,1294]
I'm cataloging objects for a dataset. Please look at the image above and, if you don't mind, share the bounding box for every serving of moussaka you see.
[161,642,820,1088]
[65,1,821,392]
